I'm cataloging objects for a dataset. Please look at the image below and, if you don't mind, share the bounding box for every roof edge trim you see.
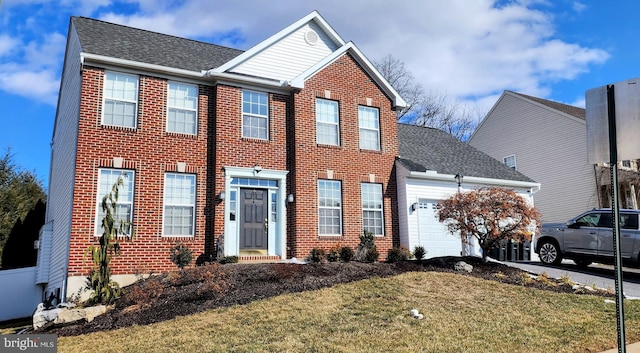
[408,171,541,193]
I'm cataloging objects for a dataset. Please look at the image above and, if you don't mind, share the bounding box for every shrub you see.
[413,246,426,260]
[387,246,411,263]
[308,248,326,263]
[170,242,193,270]
[364,246,379,263]
[217,255,238,264]
[339,246,354,262]
[326,244,341,262]
[356,230,378,262]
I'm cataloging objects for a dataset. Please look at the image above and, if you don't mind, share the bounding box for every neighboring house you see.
[396,124,540,259]
[468,91,598,223]
[36,11,406,303]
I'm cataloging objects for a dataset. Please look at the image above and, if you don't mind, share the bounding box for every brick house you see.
[35,11,406,301]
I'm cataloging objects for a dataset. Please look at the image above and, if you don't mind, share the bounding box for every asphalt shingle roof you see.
[397,123,535,182]
[72,17,244,72]
[509,91,585,120]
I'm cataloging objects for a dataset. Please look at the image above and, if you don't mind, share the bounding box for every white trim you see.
[408,170,541,194]
[290,42,407,109]
[223,167,289,259]
[211,11,345,74]
[81,52,204,79]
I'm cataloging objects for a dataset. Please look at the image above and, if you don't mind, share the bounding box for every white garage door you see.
[418,199,462,258]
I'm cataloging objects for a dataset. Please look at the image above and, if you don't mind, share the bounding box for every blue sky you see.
[0,0,636,190]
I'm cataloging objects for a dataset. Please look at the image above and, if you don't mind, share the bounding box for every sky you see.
[0,0,637,190]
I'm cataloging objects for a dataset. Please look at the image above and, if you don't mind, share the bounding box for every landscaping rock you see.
[454,261,473,273]
[33,303,107,330]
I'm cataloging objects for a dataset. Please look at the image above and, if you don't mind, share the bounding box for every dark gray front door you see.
[240,188,268,250]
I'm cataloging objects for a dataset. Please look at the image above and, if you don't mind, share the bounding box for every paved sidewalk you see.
[600,342,640,352]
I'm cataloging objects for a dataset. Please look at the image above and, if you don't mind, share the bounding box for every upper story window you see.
[102,71,138,128]
[163,173,196,236]
[167,82,198,135]
[95,169,135,236]
[503,155,517,170]
[242,90,268,140]
[361,183,384,236]
[316,99,340,146]
[318,179,342,236]
[358,106,380,151]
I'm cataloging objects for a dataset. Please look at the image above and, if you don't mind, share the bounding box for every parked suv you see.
[535,209,640,267]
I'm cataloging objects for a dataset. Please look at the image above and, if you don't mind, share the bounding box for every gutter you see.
[80,53,294,91]
[408,170,541,194]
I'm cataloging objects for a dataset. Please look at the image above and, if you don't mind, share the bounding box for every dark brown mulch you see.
[38,256,605,337]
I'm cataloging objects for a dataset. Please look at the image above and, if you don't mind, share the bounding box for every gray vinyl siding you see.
[469,92,597,223]
[41,23,82,295]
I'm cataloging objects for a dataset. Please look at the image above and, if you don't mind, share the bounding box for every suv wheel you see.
[539,241,562,265]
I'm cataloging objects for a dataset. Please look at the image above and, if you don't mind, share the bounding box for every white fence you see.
[0,267,41,322]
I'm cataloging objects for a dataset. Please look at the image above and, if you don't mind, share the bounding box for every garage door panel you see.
[418,199,461,258]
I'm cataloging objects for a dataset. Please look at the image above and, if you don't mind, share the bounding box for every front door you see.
[240,188,268,251]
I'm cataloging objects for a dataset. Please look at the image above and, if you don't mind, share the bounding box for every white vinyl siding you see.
[230,22,338,82]
[167,82,197,135]
[242,90,269,140]
[469,92,597,222]
[316,99,339,146]
[163,173,196,236]
[318,180,342,236]
[359,106,380,151]
[95,169,135,236]
[102,72,138,128]
[361,183,383,235]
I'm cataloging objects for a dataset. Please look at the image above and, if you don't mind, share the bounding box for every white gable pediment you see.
[230,21,339,82]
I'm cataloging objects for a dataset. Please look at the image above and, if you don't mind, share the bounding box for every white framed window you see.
[167,82,198,134]
[503,155,517,170]
[163,173,196,236]
[102,71,138,128]
[361,183,384,235]
[242,90,269,140]
[359,106,380,150]
[318,179,342,236]
[316,99,340,145]
[95,169,135,236]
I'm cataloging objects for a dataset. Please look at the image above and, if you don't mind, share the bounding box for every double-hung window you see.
[359,106,380,150]
[95,169,135,236]
[318,180,342,236]
[316,99,340,145]
[361,183,384,235]
[242,90,268,140]
[163,173,196,236]
[167,82,198,134]
[102,71,138,128]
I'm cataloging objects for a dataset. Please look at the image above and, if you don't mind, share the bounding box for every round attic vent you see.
[304,29,319,45]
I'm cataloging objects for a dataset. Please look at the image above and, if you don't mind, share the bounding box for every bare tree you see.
[374,55,480,140]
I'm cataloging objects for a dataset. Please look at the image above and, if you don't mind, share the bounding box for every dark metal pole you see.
[607,84,626,353]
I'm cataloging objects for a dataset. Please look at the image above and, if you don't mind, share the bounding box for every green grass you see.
[57,271,640,353]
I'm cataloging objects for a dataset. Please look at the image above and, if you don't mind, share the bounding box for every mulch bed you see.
[37,256,605,336]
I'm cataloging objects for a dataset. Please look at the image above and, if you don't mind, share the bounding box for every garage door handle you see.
[589,231,597,235]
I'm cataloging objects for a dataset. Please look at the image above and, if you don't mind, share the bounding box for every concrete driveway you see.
[503,260,640,298]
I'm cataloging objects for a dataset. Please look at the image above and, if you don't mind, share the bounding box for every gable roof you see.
[72,17,243,72]
[397,123,535,182]
[508,91,585,120]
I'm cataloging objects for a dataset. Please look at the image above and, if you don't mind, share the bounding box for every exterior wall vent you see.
[304,29,319,46]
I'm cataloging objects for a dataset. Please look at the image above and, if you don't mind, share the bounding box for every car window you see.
[575,213,600,227]
[597,213,612,228]
[621,213,639,230]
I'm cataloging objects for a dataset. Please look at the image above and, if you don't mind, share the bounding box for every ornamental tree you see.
[436,187,541,262]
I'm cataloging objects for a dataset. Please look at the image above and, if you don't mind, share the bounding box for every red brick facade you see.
[68,52,399,277]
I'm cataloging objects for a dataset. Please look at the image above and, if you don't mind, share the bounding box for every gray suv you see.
[535,209,640,267]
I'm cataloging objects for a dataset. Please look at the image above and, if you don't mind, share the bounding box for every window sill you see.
[316,144,342,149]
[241,137,270,144]
[359,148,382,154]
[165,131,198,139]
[100,124,137,132]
